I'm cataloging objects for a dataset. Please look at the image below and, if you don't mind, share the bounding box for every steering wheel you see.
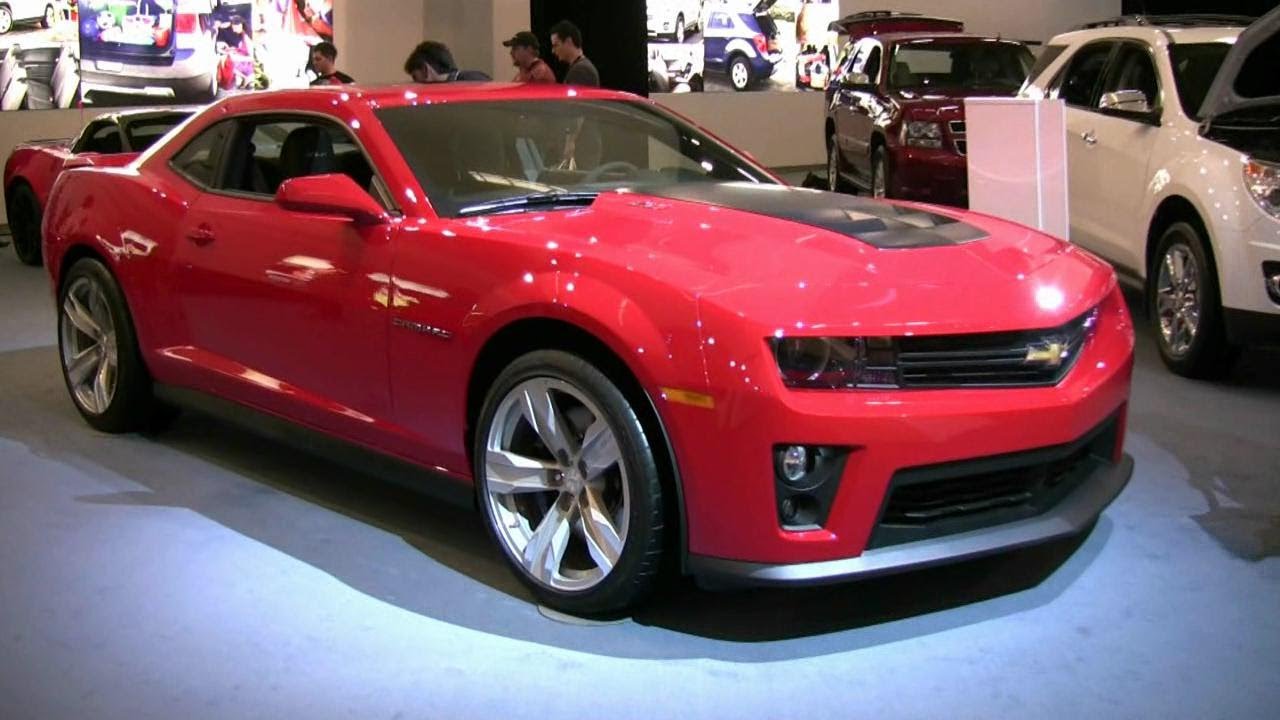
[583,161,641,184]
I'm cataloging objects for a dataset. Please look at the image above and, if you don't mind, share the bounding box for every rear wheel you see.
[728,55,752,91]
[474,350,664,616]
[1148,222,1235,378]
[58,258,172,433]
[6,183,43,266]
[0,8,13,35]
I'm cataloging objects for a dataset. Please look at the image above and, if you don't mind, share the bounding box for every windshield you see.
[889,41,1033,93]
[376,100,777,218]
[1169,42,1233,120]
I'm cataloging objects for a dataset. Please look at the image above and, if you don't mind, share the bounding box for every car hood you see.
[502,183,1114,337]
[1199,5,1280,122]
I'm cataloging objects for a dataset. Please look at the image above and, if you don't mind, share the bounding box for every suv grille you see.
[866,412,1121,549]
[895,308,1098,388]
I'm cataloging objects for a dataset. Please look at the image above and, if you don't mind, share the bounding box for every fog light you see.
[1264,261,1280,304]
[780,445,809,485]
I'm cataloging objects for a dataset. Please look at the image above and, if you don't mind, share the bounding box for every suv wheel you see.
[0,8,14,35]
[871,147,890,199]
[474,350,665,616]
[43,4,55,28]
[674,14,686,43]
[728,55,752,91]
[1148,222,1235,378]
[827,135,848,193]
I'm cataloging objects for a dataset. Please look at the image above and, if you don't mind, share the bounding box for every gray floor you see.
[1,241,1277,720]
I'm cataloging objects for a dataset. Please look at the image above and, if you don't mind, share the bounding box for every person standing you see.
[309,42,354,85]
[403,41,492,83]
[549,20,599,87]
[504,31,555,84]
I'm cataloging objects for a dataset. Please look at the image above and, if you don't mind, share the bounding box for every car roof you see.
[92,106,200,123]
[214,82,640,114]
[1048,24,1244,46]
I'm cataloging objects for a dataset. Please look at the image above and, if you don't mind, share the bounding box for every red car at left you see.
[4,107,195,265]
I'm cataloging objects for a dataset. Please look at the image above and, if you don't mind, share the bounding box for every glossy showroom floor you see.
[1,239,1277,720]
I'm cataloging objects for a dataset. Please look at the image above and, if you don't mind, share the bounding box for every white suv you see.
[1022,11,1280,378]
[648,0,703,43]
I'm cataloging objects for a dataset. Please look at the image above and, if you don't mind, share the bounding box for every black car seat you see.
[279,125,337,181]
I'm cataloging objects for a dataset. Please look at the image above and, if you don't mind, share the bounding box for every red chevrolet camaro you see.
[41,83,1134,615]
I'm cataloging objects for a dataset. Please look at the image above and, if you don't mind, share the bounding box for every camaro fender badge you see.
[1024,340,1068,368]
[392,316,453,340]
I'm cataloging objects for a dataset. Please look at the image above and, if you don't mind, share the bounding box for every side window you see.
[221,118,377,198]
[1053,42,1115,108]
[82,123,125,154]
[708,12,732,30]
[170,121,234,188]
[862,46,882,84]
[1102,44,1161,111]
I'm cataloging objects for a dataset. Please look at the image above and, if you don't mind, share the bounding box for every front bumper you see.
[891,145,968,208]
[692,453,1131,587]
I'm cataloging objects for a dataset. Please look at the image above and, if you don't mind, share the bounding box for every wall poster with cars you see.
[1,0,335,111]
[647,0,842,93]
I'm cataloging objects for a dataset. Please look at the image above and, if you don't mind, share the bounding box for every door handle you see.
[185,227,215,246]
[1081,131,1098,146]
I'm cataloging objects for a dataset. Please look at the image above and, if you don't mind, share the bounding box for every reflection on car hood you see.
[484,184,1116,336]
[1199,6,1280,121]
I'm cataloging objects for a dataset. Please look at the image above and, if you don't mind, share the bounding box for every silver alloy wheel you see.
[0,10,13,34]
[1156,243,1202,357]
[872,156,887,198]
[675,15,685,43]
[60,276,119,416]
[827,141,839,191]
[731,61,749,90]
[483,377,630,592]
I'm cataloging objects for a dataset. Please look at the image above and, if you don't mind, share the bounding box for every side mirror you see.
[275,174,387,225]
[1100,89,1155,116]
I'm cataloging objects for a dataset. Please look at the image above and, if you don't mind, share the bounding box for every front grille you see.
[895,308,1097,388]
[866,412,1121,549]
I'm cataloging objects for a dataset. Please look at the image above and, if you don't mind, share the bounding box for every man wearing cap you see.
[505,31,555,84]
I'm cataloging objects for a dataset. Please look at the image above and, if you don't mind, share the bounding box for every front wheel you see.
[674,14,686,43]
[1148,222,1235,378]
[43,4,56,28]
[870,147,890,199]
[827,135,849,193]
[728,56,752,91]
[6,183,43,266]
[474,350,665,616]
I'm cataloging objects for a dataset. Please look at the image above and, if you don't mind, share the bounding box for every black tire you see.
[674,14,686,44]
[826,134,850,193]
[43,4,55,28]
[688,73,704,92]
[870,146,890,200]
[1147,221,1235,378]
[473,350,665,616]
[6,182,44,266]
[648,69,669,94]
[728,55,752,91]
[57,258,171,433]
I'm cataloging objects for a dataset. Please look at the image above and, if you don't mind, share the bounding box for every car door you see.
[703,10,734,71]
[1050,40,1118,252]
[168,114,397,444]
[836,39,883,181]
[1085,42,1164,272]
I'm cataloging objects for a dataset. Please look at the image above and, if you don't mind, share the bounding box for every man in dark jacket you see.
[310,42,354,85]
[403,41,492,83]
[549,20,599,87]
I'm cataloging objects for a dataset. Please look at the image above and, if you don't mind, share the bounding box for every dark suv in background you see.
[825,25,1034,207]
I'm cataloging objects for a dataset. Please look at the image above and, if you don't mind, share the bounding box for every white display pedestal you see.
[964,97,1070,241]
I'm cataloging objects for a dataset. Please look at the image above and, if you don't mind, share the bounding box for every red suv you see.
[825,30,1034,208]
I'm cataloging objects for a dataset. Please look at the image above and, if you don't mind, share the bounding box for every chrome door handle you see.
[1081,131,1098,146]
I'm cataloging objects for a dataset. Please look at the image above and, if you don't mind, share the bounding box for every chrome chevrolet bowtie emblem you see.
[1025,341,1067,367]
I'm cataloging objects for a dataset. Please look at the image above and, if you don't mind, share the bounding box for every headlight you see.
[770,337,898,389]
[1244,159,1280,218]
[903,121,943,149]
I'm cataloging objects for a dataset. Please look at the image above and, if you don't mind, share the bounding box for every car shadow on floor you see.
[0,344,1113,659]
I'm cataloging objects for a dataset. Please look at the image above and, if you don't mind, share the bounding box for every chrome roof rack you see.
[1078,14,1255,30]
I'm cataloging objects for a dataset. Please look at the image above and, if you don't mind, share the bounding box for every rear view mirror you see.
[275,174,387,225]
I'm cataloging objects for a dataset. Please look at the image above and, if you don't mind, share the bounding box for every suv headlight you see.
[1244,159,1280,218]
[903,121,943,149]
[770,337,898,389]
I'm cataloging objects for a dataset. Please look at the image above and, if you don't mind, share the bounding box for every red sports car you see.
[5,107,195,266]
[41,83,1134,615]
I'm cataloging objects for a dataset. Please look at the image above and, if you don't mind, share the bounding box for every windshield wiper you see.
[457,191,599,217]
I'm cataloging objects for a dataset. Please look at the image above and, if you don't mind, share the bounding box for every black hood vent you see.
[638,183,988,249]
